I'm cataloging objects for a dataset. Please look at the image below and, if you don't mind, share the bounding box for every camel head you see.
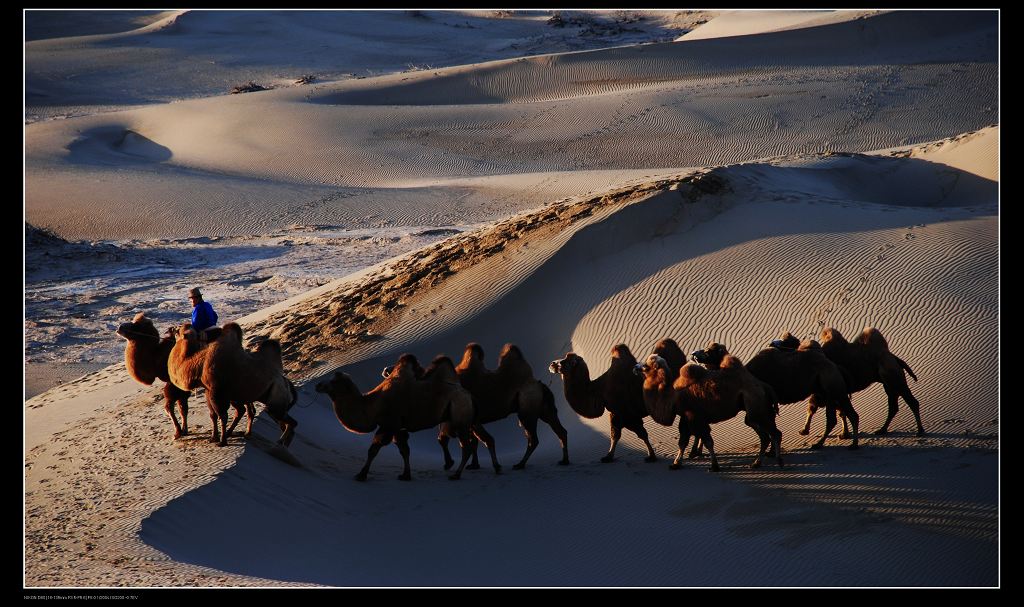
[634,354,670,380]
[315,370,358,397]
[692,342,728,368]
[549,352,584,375]
[116,313,158,342]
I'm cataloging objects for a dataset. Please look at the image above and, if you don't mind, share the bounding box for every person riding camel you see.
[188,287,221,343]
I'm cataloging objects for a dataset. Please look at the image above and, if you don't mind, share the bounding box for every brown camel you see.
[117,313,192,439]
[168,323,254,445]
[816,327,924,436]
[447,343,569,471]
[695,337,859,449]
[201,322,296,448]
[636,353,782,471]
[315,353,476,481]
[548,344,658,463]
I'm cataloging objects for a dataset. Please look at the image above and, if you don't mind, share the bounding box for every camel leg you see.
[437,428,455,471]
[513,414,540,470]
[244,402,256,438]
[702,428,720,472]
[207,409,220,443]
[688,436,704,459]
[276,415,298,447]
[745,413,768,469]
[800,399,819,435]
[624,418,658,462]
[602,415,624,463]
[472,424,502,473]
[903,387,925,436]
[450,431,476,481]
[224,402,246,438]
[395,430,413,481]
[812,405,838,449]
[205,397,222,444]
[356,431,392,481]
[540,408,570,466]
[177,391,189,436]
[670,418,690,470]
[839,395,859,450]
[162,386,184,439]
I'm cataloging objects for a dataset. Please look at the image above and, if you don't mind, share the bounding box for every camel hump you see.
[132,312,148,324]
[720,354,745,370]
[819,327,846,344]
[858,327,890,352]
[611,343,636,364]
[676,363,708,388]
[498,343,525,364]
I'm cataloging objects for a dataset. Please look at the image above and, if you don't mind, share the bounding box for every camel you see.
[117,313,192,439]
[636,353,782,471]
[695,337,859,449]
[201,322,297,448]
[816,327,924,436]
[315,353,476,481]
[168,323,254,446]
[549,344,658,463]
[448,343,569,471]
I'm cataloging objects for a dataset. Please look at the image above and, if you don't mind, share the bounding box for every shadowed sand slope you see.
[124,131,998,586]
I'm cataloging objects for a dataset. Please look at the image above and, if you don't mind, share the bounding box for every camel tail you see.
[897,356,918,382]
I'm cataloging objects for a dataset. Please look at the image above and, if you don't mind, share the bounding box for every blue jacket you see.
[191,301,218,332]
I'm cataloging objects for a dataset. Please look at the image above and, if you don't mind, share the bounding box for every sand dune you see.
[25,10,998,588]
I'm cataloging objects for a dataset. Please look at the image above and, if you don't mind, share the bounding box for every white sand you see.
[24,10,998,587]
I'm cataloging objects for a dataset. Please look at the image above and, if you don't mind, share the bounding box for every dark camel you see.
[636,352,782,471]
[549,344,657,463]
[117,313,191,439]
[316,353,476,481]
[695,338,859,449]
[817,327,924,436]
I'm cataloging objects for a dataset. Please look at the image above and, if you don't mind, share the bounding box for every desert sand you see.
[25,10,997,587]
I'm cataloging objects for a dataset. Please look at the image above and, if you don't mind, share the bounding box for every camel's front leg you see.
[356,431,392,481]
[602,415,623,463]
[395,430,412,481]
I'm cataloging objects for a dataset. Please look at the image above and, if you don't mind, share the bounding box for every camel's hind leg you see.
[701,428,720,472]
[602,415,624,463]
[275,414,298,447]
[244,402,256,438]
[356,431,392,481]
[624,418,658,462]
[513,414,540,470]
[437,425,455,471]
[472,424,502,473]
[449,430,476,481]
[224,402,247,438]
[800,398,820,436]
[540,409,570,466]
[395,430,412,481]
[670,417,691,470]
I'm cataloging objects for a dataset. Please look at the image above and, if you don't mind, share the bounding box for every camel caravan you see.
[119,314,923,481]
